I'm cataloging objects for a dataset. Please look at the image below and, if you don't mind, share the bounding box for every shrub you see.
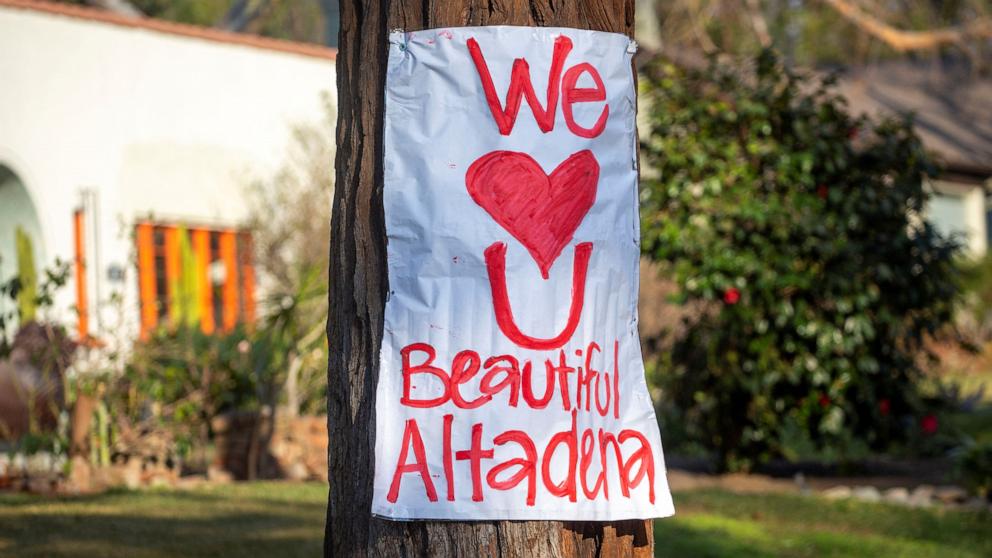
[639,51,962,471]
[114,325,254,464]
[106,264,328,468]
[0,257,73,444]
[958,253,992,341]
[955,441,992,500]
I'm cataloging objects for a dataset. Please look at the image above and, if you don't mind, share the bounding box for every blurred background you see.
[0,0,990,556]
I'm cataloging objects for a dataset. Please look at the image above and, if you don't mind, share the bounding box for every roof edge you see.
[940,160,992,184]
[0,0,337,61]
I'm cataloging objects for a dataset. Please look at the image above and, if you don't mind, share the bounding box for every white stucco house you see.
[0,0,336,340]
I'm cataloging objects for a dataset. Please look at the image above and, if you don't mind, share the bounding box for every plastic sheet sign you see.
[373,26,675,521]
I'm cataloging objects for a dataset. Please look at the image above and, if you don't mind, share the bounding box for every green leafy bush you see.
[104,263,327,467]
[639,51,962,471]
[955,441,992,500]
[957,252,992,342]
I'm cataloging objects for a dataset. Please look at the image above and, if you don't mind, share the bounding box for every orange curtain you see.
[163,226,180,326]
[219,230,239,331]
[136,223,157,337]
[192,228,215,334]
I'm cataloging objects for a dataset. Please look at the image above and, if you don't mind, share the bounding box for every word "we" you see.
[467,36,609,138]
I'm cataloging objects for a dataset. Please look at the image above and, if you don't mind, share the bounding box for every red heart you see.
[466,150,599,279]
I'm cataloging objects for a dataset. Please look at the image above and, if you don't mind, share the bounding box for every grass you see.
[1,482,989,557]
[0,482,325,558]
[656,489,992,558]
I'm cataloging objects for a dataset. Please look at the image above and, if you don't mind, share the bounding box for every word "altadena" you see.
[386,410,656,507]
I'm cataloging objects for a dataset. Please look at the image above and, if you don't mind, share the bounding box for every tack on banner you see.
[373,25,675,521]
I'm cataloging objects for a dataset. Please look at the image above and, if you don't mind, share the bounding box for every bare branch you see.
[744,0,772,47]
[685,0,718,52]
[823,0,992,51]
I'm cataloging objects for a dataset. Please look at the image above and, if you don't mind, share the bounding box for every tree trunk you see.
[326,2,649,557]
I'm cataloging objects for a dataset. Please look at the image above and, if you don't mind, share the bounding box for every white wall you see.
[0,5,335,335]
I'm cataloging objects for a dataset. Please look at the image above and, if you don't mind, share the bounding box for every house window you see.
[135,222,255,338]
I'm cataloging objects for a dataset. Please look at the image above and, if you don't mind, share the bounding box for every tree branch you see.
[823,0,992,51]
[744,0,772,47]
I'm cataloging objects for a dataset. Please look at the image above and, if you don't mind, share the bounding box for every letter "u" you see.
[484,241,592,350]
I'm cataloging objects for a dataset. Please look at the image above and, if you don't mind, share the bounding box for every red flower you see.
[817,184,829,199]
[847,126,859,140]
[878,398,891,416]
[920,414,939,435]
[723,287,741,305]
[818,393,831,408]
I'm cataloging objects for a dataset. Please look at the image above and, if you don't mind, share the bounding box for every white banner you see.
[373,25,674,521]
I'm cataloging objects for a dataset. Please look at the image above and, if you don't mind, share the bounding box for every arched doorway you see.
[0,164,45,287]
[0,163,59,441]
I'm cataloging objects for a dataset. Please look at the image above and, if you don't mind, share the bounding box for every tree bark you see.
[326,2,649,557]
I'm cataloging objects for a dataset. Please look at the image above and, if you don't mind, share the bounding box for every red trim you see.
[0,0,337,61]
[219,230,239,332]
[163,226,180,325]
[136,223,157,338]
[73,209,88,339]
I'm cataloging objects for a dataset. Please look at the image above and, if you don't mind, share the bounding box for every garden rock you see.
[26,474,57,495]
[882,487,909,504]
[908,485,934,508]
[123,459,142,489]
[287,461,309,481]
[65,455,92,493]
[933,486,968,504]
[852,486,881,502]
[175,475,208,490]
[207,465,233,484]
[822,486,852,500]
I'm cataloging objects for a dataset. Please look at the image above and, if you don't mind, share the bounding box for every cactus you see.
[15,226,37,322]
[95,401,110,467]
[170,226,200,329]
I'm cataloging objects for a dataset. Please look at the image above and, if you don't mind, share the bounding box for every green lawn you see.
[0,482,988,557]
[656,489,992,558]
[0,483,325,558]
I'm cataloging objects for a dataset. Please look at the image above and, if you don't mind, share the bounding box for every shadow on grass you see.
[0,512,322,557]
[0,485,327,558]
